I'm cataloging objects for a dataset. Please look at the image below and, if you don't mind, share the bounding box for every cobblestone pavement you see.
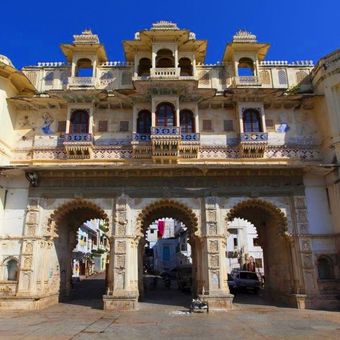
[0,273,339,339]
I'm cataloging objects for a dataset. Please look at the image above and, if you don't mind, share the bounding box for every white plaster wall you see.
[0,77,18,162]
[304,174,333,234]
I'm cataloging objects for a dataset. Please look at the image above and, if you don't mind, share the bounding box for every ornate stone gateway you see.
[1,167,315,311]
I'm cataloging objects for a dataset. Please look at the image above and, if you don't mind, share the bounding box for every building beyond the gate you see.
[0,22,339,311]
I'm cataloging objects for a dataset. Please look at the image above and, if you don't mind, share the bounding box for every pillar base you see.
[198,293,234,311]
[103,292,138,311]
[0,293,58,310]
[288,294,307,309]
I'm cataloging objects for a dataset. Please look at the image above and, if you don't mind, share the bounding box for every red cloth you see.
[157,220,165,238]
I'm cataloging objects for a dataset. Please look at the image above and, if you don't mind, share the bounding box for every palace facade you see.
[0,21,339,311]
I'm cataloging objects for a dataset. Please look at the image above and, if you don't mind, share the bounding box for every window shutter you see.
[98,120,108,132]
[224,120,234,132]
[203,120,212,131]
[57,121,66,132]
[120,121,129,132]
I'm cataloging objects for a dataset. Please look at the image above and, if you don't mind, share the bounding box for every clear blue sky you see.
[1,0,339,69]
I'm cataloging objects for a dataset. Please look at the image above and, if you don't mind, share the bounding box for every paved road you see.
[0,273,339,339]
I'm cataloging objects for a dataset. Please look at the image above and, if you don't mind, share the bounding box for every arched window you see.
[243,109,262,132]
[238,57,254,76]
[6,259,18,281]
[317,256,334,280]
[70,110,89,134]
[76,58,93,77]
[138,58,152,76]
[156,49,174,68]
[137,110,151,134]
[180,110,195,133]
[156,103,175,127]
[179,58,193,76]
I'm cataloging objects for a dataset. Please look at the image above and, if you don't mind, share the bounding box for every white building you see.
[226,218,264,275]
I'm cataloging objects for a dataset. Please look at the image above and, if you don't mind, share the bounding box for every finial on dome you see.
[73,29,100,44]
[151,21,179,30]
[233,29,257,43]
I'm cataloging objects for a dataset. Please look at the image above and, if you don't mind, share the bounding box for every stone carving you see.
[207,210,216,222]
[26,212,38,224]
[208,223,217,235]
[209,240,218,253]
[301,240,311,252]
[26,225,35,236]
[297,210,308,224]
[116,241,126,253]
[117,225,126,236]
[210,255,219,268]
[302,254,313,269]
[116,255,125,269]
[24,257,32,270]
[294,196,306,209]
[211,271,220,289]
[115,271,125,290]
[24,242,33,254]
[298,223,308,234]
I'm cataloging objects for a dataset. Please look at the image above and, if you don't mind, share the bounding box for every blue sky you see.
[1,0,339,69]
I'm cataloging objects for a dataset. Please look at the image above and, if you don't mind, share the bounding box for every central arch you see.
[136,199,202,303]
[226,199,294,305]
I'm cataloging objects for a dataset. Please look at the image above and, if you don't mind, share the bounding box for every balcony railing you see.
[150,67,180,79]
[240,132,268,142]
[151,126,180,135]
[233,76,261,86]
[68,77,95,87]
[132,133,151,142]
[181,133,200,141]
[63,133,93,143]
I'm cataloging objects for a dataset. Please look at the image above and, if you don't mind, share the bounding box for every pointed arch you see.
[48,199,110,236]
[136,199,199,239]
[226,198,288,234]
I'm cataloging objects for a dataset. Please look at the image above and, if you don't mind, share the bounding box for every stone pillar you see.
[176,97,180,127]
[103,195,139,311]
[290,196,316,308]
[151,99,156,127]
[194,104,199,132]
[198,197,233,310]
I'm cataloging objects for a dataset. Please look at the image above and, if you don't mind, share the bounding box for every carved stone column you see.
[103,195,139,310]
[198,197,233,310]
[289,196,316,308]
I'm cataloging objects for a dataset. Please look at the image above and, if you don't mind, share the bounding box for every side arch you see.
[226,198,288,234]
[47,198,110,237]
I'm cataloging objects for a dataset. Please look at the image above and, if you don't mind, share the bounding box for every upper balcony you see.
[150,67,180,79]
[68,76,96,88]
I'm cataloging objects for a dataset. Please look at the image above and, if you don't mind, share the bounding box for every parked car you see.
[227,274,237,294]
[232,271,260,294]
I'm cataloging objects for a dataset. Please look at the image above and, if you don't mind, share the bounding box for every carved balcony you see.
[63,133,93,159]
[180,133,200,159]
[68,76,96,88]
[131,133,152,159]
[150,67,180,79]
[240,132,268,158]
[232,76,261,87]
[151,126,181,163]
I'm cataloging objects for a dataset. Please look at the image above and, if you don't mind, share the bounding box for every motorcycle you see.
[190,298,209,313]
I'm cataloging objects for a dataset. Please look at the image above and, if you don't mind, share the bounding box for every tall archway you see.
[136,199,201,304]
[48,199,110,302]
[226,199,294,303]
